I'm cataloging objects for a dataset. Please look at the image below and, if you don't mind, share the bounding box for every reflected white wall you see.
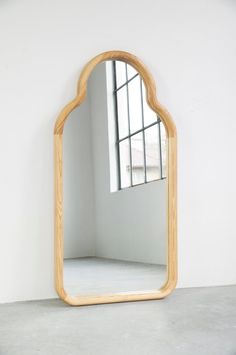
[63,101,95,258]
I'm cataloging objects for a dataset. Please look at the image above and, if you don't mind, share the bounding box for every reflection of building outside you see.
[121,134,166,187]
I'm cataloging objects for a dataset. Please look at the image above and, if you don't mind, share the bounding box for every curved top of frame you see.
[54,50,176,137]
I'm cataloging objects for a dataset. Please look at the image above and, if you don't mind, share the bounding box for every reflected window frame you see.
[112,61,166,191]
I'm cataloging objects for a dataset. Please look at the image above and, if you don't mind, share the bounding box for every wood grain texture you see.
[54,50,177,306]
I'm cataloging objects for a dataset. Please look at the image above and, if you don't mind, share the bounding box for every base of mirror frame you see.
[56,279,177,306]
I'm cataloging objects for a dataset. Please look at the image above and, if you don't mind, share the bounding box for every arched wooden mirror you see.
[54,51,177,306]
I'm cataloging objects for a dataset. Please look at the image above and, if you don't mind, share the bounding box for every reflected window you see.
[112,61,166,190]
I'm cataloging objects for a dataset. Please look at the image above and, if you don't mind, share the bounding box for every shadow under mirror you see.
[63,60,168,297]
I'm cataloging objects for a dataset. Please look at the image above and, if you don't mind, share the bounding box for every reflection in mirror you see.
[63,60,167,296]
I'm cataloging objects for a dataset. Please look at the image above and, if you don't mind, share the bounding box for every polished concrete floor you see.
[0,286,236,355]
[64,257,166,295]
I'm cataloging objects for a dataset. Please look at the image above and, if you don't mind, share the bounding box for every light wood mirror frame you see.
[54,50,177,306]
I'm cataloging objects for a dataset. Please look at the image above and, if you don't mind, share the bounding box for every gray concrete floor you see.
[64,257,166,296]
[0,286,236,355]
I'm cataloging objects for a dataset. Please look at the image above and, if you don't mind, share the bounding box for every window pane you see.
[119,139,131,189]
[142,81,158,126]
[145,125,161,181]
[127,63,138,80]
[115,61,126,88]
[117,87,128,139]
[128,76,142,133]
[160,122,167,177]
[131,133,145,185]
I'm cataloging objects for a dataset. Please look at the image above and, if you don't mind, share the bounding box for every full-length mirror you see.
[54,51,177,306]
[63,60,167,296]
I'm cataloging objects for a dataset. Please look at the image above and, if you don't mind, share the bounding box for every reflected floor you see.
[64,257,166,296]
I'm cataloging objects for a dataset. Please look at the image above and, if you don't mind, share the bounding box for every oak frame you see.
[54,50,177,306]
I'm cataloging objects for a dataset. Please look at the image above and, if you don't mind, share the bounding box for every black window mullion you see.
[118,120,158,143]
[140,77,147,183]
[112,61,121,190]
[125,63,133,187]
[115,73,139,92]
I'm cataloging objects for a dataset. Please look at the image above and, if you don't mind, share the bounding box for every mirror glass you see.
[63,60,167,296]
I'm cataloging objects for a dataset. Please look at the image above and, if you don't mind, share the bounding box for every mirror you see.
[54,51,177,306]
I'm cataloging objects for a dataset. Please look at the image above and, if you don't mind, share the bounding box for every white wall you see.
[88,63,167,265]
[0,0,236,303]
[63,102,95,259]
